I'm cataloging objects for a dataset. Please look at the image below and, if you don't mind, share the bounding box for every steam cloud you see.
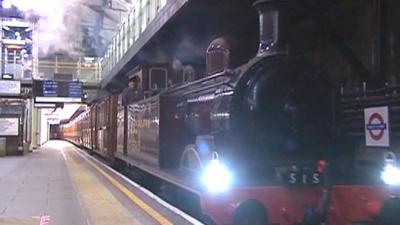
[12,0,87,57]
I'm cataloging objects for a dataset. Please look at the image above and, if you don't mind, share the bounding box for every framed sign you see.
[0,118,19,136]
[34,103,57,108]
[364,106,390,147]
[33,80,82,103]
[1,73,14,80]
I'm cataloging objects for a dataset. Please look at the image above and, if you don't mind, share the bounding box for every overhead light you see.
[15,31,21,40]
[2,0,12,9]
[84,57,94,62]
[7,45,23,49]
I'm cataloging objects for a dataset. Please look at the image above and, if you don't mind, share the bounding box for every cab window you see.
[149,68,167,90]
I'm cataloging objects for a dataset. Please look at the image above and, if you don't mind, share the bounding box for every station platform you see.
[0,140,202,225]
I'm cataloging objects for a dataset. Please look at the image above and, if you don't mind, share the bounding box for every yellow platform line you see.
[76,150,174,225]
[66,150,140,225]
[0,219,38,225]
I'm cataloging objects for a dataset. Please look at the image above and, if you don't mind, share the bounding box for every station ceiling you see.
[80,0,132,56]
[0,0,132,56]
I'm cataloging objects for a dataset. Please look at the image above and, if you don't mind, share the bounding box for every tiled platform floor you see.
[0,141,198,225]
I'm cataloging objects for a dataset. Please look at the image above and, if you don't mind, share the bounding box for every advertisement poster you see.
[0,80,21,96]
[0,118,19,136]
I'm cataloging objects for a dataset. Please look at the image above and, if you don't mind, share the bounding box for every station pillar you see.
[30,106,39,150]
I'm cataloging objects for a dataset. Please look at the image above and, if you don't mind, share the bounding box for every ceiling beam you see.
[79,22,117,31]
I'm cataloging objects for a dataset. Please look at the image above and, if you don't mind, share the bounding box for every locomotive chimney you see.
[253,0,288,56]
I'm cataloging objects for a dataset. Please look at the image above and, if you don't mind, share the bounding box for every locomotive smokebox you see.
[253,0,288,56]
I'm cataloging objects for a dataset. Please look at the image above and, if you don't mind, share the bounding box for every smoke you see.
[173,36,206,63]
[172,59,183,70]
[12,0,86,57]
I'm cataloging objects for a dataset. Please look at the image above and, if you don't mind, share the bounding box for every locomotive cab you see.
[125,64,170,101]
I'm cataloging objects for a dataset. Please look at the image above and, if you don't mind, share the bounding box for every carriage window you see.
[149,68,167,90]
[183,66,195,83]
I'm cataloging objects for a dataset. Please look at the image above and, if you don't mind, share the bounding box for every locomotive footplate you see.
[114,152,201,194]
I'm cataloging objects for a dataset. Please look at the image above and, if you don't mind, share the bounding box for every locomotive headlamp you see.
[381,164,400,186]
[381,152,400,186]
[202,154,232,193]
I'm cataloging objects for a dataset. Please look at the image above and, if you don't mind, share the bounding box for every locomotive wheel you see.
[201,215,216,225]
[233,200,267,225]
[179,144,203,173]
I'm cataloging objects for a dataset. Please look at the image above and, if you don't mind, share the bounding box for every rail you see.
[35,58,102,84]
[0,58,102,85]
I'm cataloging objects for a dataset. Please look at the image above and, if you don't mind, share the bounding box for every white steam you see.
[12,0,86,56]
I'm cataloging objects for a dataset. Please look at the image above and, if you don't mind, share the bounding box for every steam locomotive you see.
[57,0,400,225]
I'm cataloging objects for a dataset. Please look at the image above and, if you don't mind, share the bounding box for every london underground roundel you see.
[364,106,390,147]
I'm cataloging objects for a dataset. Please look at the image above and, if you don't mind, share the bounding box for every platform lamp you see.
[2,0,12,9]
[82,92,88,101]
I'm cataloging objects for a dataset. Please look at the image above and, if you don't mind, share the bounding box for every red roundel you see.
[367,113,386,141]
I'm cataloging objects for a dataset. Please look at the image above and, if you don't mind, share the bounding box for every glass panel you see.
[109,42,111,68]
[118,32,120,60]
[112,40,115,66]
[141,0,147,32]
[161,0,167,8]
[108,48,111,73]
[183,66,195,82]
[129,10,135,44]
[103,53,106,76]
[149,68,167,90]
[120,27,125,58]
[120,27,124,57]
[117,31,121,60]
[135,2,141,39]
[100,0,169,78]
[149,0,155,23]
[115,36,118,65]
[114,35,117,63]
[124,21,129,52]
[108,47,112,70]
[125,19,129,50]
[121,29,124,58]
[155,0,161,12]
[111,36,117,63]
